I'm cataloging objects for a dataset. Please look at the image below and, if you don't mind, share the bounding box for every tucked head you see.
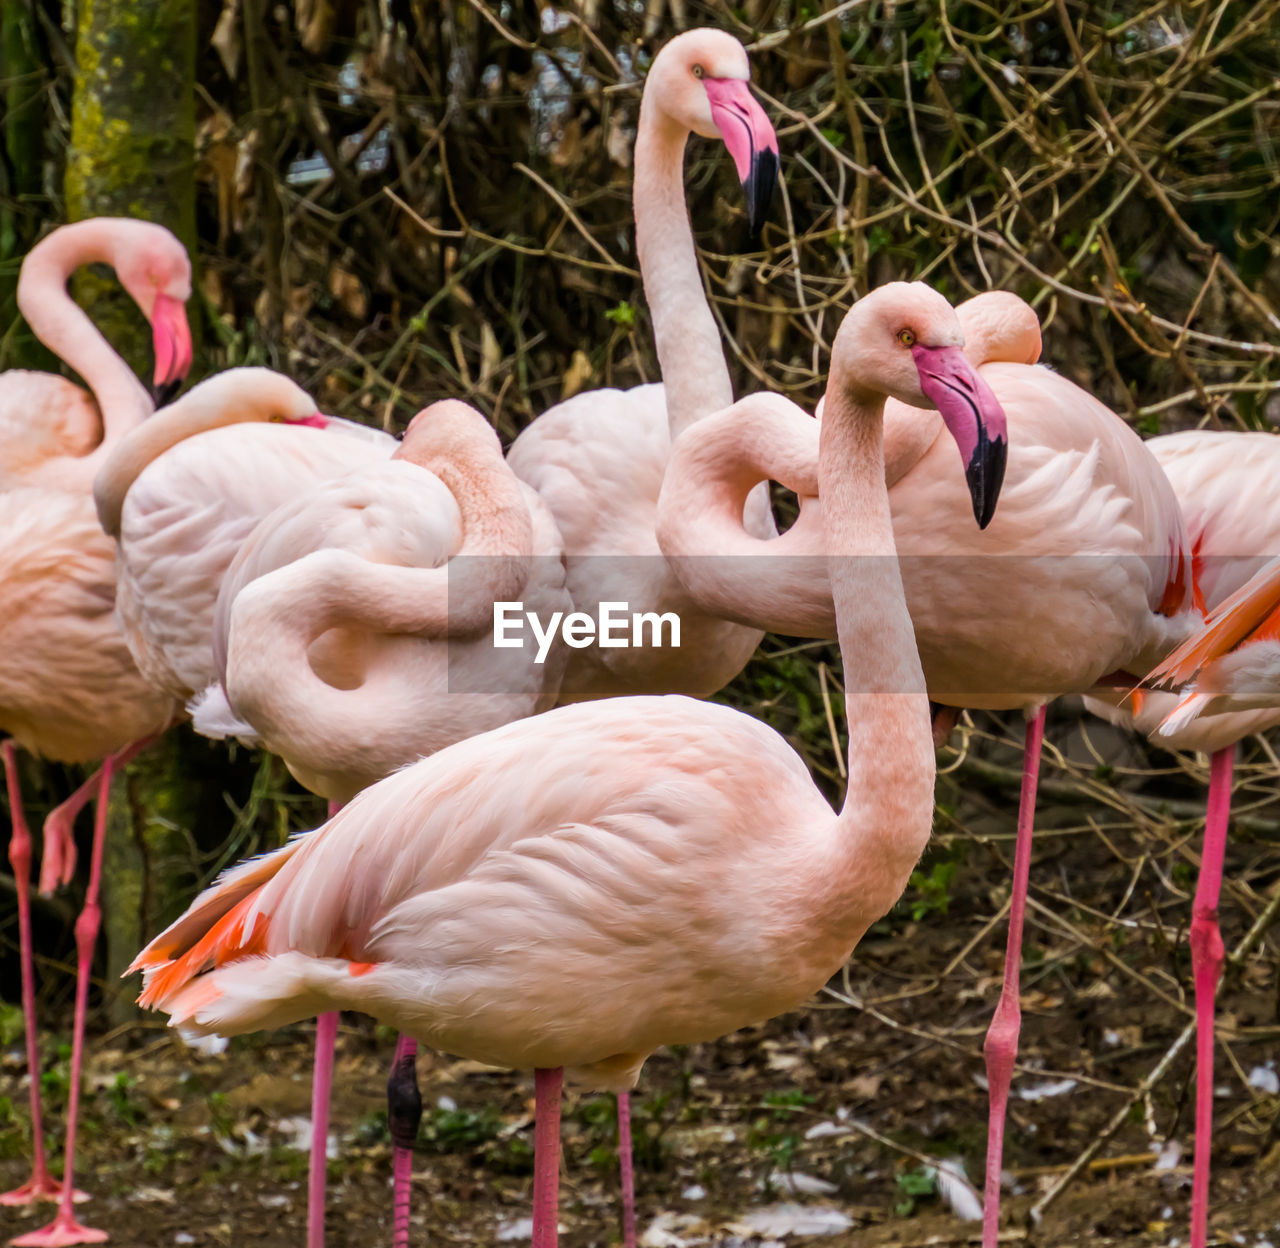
[398,399,502,468]
[106,219,195,394]
[832,282,1009,528]
[646,29,780,234]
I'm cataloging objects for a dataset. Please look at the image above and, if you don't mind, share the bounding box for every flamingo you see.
[185,399,571,1246]
[127,280,1008,1248]
[0,218,190,1247]
[89,367,396,1247]
[1083,428,1280,1248]
[507,28,780,705]
[1,217,192,491]
[654,289,1199,1243]
[92,367,397,703]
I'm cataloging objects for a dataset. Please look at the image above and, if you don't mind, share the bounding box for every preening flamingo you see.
[92,367,397,703]
[0,219,190,1247]
[187,399,571,1246]
[507,28,779,704]
[655,289,1199,1243]
[1,217,192,491]
[193,399,570,802]
[128,281,1008,1248]
[1084,428,1280,1248]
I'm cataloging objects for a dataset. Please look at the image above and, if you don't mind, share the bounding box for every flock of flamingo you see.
[1,26,1277,1248]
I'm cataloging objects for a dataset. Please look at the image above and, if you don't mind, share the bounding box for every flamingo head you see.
[399,399,499,463]
[649,29,780,235]
[832,282,1009,529]
[112,223,194,397]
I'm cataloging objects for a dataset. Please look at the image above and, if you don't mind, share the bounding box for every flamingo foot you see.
[9,1209,108,1247]
[0,1172,76,1207]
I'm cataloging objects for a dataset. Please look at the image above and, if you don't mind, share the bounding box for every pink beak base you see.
[911,343,1009,529]
[702,77,780,233]
[151,292,194,387]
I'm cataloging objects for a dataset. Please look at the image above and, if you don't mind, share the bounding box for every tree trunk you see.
[63,0,198,1021]
[64,0,197,378]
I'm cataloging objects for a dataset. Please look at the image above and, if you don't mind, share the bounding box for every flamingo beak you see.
[911,344,1008,529]
[151,293,193,394]
[703,77,779,237]
[288,412,330,429]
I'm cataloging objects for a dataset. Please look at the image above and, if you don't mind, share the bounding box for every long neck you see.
[634,107,734,437]
[95,392,271,537]
[820,382,933,887]
[18,229,153,460]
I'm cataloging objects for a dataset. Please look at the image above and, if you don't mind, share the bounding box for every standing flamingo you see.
[0,218,190,1247]
[90,367,395,1247]
[128,280,1007,1248]
[187,399,571,1246]
[1,217,192,489]
[654,289,1199,1243]
[507,28,779,704]
[1084,428,1280,1248]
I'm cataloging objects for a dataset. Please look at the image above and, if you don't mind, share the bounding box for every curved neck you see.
[634,105,733,437]
[17,232,154,479]
[95,387,286,536]
[819,378,932,884]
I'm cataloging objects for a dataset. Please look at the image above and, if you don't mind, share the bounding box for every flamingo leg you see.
[12,757,116,1247]
[387,1034,421,1248]
[532,1068,563,1248]
[617,1091,637,1248]
[38,737,156,896]
[307,1011,339,1248]
[0,743,64,1207]
[980,705,1045,1248]
[1189,746,1233,1248]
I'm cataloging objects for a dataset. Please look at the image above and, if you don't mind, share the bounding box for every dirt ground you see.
[3,849,1278,1248]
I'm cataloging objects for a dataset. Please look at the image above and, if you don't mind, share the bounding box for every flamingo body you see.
[110,408,396,701]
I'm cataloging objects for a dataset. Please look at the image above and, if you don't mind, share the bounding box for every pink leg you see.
[980,705,1045,1248]
[0,743,63,1207]
[532,1068,562,1248]
[39,738,156,896]
[13,758,116,1246]
[1189,746,1233,1248]
[617,1092,636,1248]
[387,1035,421,1248]
[307,1012,339,1248]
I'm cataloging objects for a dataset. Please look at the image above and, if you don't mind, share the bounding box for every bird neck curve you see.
[633,103,734,439]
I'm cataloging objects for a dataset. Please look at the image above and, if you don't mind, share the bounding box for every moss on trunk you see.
[64,0,197,378]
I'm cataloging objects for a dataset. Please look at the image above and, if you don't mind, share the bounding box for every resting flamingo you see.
[187,399,571,1246]
[507,28,779,705]
[654,289,1199,1244]
[1,217,192,489]
[1084,428,1280,1248]
[0,218,190,1247]
[128,280,1007,1248]
[92,368,396,703]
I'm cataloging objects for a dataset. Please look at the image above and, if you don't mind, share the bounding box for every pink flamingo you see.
[1,217,191,490]
[91,367,395,1248]
[188,399,571,1246]
[654,290,1199,1243]
[508,28,779,705]
[1085,428,1280,1248]
[0,218,190,1247]
[92,368,396,703]
[128,280,1007,1248]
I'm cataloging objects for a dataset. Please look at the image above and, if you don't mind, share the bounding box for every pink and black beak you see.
[151,292,193,405]
[911,344,1008,529]
[703,77,780,237]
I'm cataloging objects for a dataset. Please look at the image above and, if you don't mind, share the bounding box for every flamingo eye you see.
[692,64,704,79]
[897,329,916,347]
